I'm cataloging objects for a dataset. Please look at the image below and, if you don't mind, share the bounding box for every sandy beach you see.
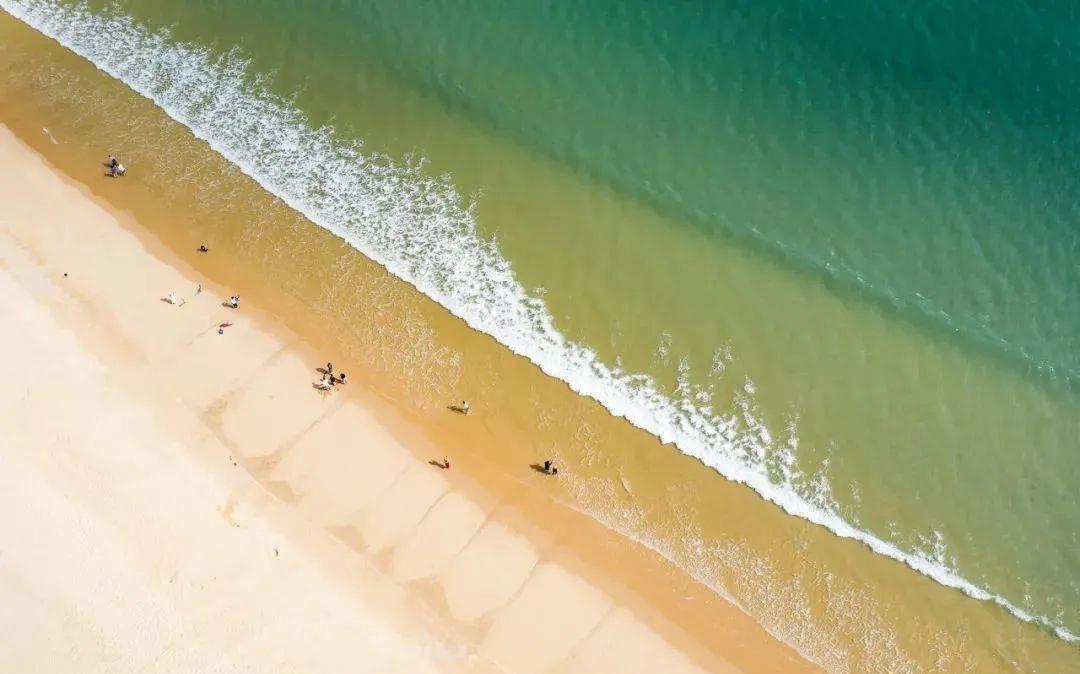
[0,121,815,673]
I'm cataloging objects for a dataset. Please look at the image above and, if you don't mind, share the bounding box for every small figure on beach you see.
[163,292,185,306]
[330,372,347,385]
[105,154,126,177]
[195,283,201,295]
[326,362,333,374]
[315,376,333,391]
[197,245,209,253]
[460,400,470,414]
[543,459,553,473]
[443,455,451,470]
[227,295,239,308]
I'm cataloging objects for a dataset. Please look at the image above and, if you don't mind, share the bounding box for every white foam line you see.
[4,0,1074,645]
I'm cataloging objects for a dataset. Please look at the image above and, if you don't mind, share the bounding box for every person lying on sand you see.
[163,292,185,306]
[315,376,333,391]
[330,373,347,385]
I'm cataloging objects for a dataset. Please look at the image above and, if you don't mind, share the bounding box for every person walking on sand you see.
[460,400,470,415]
[443,455,451,470]
[326,362,333,375]
[543,459,553,474]
[227,294,239,308]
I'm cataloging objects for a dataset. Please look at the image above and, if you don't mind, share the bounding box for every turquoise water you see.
[5,0,1080,663]
[96,0,1080,386]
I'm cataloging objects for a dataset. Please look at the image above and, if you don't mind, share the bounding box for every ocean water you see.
[3,0,1079,669]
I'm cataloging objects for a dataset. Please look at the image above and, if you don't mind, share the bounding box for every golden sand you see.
[0,122,815,672]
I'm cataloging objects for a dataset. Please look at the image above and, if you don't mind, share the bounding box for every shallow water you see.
[2,1,1079,670]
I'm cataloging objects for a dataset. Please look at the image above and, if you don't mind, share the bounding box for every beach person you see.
[460,400,470,415]
[198,245,209,253]
[227,294,239,308]
[552,466,558,476]
[326,362,333,374]
[106,154,118,169]
[315,376,332,391]
[195,283,201,295]
[164,292,185,306]
[337,373,347,384]
[443,456,451,470]
[543,459,552,474]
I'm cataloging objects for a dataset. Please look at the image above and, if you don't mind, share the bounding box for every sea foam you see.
[3,0,1074,646]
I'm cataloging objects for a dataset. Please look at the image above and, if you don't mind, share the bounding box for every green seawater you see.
[9,0,1080,662]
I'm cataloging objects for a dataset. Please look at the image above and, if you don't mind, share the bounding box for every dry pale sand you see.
[0,122,812,673]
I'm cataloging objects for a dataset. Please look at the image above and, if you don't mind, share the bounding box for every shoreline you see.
[0,118,815,672]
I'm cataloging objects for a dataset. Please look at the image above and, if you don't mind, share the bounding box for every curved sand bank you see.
[0,123,815,672]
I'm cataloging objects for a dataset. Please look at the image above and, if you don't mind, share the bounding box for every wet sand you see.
[0,122,815,672]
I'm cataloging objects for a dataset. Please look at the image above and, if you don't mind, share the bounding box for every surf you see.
[3,0,1075,646]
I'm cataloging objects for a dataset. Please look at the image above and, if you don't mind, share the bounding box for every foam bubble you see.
[4,0,1075,647]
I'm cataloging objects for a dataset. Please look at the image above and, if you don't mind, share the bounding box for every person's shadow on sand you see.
[528,463,549,475]
[447,404,468,414]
